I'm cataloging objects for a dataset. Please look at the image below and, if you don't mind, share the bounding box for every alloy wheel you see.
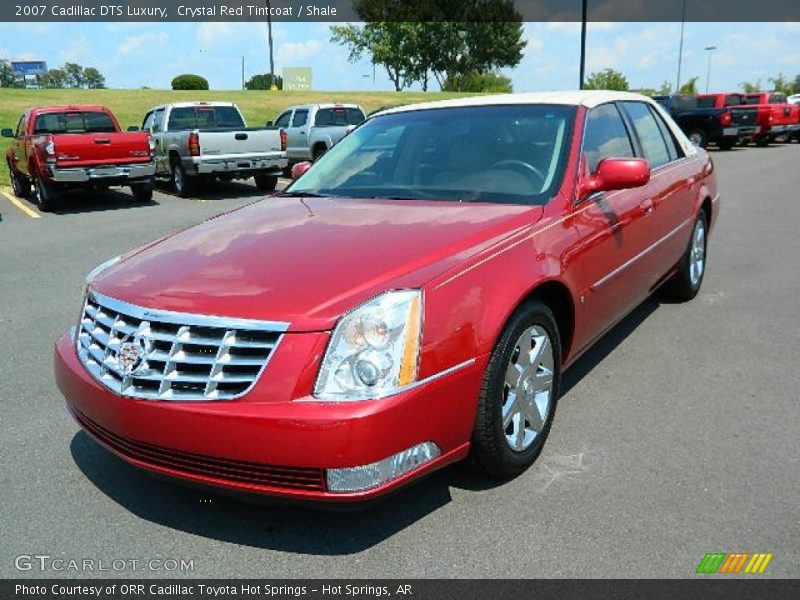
[502,325,555,452]
[689,219,706,286]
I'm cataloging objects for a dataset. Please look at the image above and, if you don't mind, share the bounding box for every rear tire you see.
[34,173,58,212]
[471,300,561,479]
[130,180,154,202]
[660,211,708,302]
[9,164,31,198]
[688,130,708,148]
[171,156,192,198]
[254,174,278,192]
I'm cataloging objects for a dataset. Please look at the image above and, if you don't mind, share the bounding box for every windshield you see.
[167,105,245,130]
[33,111,117,134]
[287,104,576,205]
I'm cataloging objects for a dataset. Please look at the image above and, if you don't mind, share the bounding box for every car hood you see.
[93,196,543,331]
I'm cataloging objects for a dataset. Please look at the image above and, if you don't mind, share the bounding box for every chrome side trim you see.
[301,358,477,403]
[591,219,692,290]
[89,289,290,332]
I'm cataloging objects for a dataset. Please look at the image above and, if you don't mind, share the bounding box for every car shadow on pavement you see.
[45,188,160,215]
[69,295,662,554]
[156,178,280,201]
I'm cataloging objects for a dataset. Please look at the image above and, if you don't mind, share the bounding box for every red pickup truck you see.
[3,105,156,211]
[700,92,800,146]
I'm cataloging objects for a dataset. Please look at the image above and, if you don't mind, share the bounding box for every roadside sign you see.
[11,61,47,76]
[283,67,312,91]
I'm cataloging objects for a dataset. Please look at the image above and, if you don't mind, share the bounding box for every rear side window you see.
[291,109,308,127]
[167,106,245,130]
[696,97,715,109]
[724,94,744,106]
[621,102,672,169]
[769,94,787,104]
[582,103,634,174]
[33,111,117,134]
[152,109,165,132]
[274,111,291,128]
[315,107,366,127]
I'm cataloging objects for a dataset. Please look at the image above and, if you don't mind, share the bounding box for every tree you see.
[83,67,105,89]
[584,69,629,91]
[245,73,283,90]
[171,74,209,90]
[740,79,761,93]
[0,59,16,87]
[678,76,699,95]
[63,62,85,88]
[658,80,672,95]
[768,74,793,95]
[793,74,800,95]
[330,0,526,92]
[39,68,67,89]
[443,71,513,93]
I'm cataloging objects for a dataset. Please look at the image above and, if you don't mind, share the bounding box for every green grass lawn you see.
[0,88,476,184]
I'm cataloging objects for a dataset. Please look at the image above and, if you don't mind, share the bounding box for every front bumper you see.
[48,161,155,183]
[54,332,478,502]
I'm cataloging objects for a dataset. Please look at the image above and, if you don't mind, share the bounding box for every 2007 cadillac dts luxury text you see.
[55,92,719,503]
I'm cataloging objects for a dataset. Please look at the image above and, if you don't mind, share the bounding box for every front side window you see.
[16,114,26,137]
[288,104,576,206]
[33,111,117,134]
[582,103,634,174]
[274,111,292,128]
[621,102,672,169]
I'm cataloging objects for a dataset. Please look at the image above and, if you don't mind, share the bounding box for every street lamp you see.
[704,45,717,93]
[676,0,687,92]
[579,0,588,89]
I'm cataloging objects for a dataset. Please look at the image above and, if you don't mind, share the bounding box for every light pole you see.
[579,0,588,89]
[676,0,687,92]
[266,0,276,90]
[704,45,717,93]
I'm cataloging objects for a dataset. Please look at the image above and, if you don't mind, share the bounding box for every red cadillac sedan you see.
[55,92,718,503]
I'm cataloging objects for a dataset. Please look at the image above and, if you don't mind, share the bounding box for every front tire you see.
[660,211,708,302]
[471,300,561,479]
[9,164,31,198]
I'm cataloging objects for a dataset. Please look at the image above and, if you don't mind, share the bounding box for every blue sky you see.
[1,21,798,92]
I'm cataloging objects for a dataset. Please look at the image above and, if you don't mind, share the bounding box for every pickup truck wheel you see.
[171,157,192,198]
[9,164,31,198]
[660,211,708,302]
[471,300,561,479]
[688,130,708,148]
[718,138,736,151]
[34,174,58,212]
[254,174,278,192]
[755,135,770,147]
[130,181,154,202]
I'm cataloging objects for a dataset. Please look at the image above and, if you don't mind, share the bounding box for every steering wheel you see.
[488,160,546,189]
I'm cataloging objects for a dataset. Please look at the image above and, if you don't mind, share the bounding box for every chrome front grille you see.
[76,291,286,401]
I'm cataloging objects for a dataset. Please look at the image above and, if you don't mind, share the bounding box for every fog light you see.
[326,442,441,493]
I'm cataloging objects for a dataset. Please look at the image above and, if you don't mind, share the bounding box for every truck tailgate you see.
[196,129,283,158]
[52,133,151,168]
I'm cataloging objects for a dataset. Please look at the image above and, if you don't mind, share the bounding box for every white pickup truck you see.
[142,102,287,196]
[272,103,365,164]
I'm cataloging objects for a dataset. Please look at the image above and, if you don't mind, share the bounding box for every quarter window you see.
[582,103,635,174]
[621,102,672,169]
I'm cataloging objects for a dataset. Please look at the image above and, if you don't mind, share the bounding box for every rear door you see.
[285,108,310,160]
[572,102,658,344]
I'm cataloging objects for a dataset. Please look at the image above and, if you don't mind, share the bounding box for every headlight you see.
[84,255,121,288]
[314,290,422,400]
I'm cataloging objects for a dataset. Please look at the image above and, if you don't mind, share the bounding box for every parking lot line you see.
[1,187,41,219]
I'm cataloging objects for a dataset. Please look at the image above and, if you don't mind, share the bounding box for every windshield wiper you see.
[274,190,327,198]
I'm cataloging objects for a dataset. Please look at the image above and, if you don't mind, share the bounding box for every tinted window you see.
[622,102,671,169]
[315,107,366,127]
[288,104,576,206]
[649,106,683,161]
[724,94,744,106]
[583,103,634,173]
[167,105,245,130]
[743,95,763,105]
[152,109,165,132]
[696,97,715,109]
[769,94,787,104]
[274,111,291,128]
[291,109,308,127]
[142,111,154,131]
[33,111,117,134]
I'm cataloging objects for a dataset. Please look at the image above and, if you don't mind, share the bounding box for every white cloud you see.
[197,22,234,47]
[58,35,92,63]
[116,32,169,58]
[276,40,322,65]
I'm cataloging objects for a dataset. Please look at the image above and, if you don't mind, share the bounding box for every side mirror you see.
[127,126,140,132]
[291,161,312,180]
[1,128,13,138]
[580,158,650,198]
[265,120,273,127]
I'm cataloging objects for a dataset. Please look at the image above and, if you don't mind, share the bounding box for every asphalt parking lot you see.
[1,146,798,579]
